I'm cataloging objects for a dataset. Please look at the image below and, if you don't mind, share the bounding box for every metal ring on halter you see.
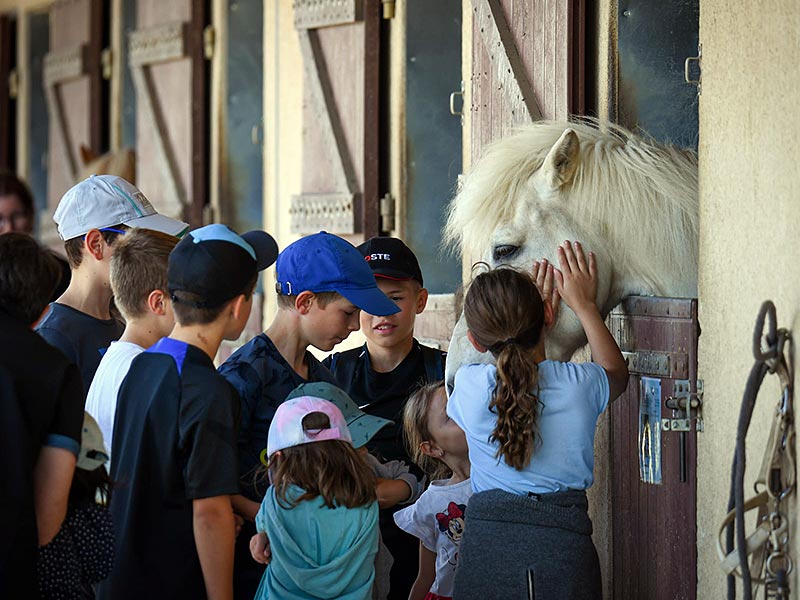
[766,551,794,577]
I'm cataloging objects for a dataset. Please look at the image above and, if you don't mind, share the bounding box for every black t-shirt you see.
[35,302,124,394]
[0,310,84,598]
[98,338,240,600]
[324,340,445,466]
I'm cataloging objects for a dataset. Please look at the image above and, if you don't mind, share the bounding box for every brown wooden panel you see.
[0,15,14,169]
[469,0,586,165]
[132,0,207,226]
[295,0,380,238]
[609,296,699,600]
[44,0,105,243]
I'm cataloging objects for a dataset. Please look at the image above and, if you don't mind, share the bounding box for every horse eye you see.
[492,244,519,262]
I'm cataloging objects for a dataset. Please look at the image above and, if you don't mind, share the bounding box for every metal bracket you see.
[662,379,704,432]
[380,193,396,232]
[685,43,702,96]
[449,80,464,126]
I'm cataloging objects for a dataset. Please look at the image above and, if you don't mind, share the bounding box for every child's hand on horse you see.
[553,240,598,315]
[532,258,561,320]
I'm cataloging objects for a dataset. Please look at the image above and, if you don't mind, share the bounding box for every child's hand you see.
[532,258,560,319]
[249,532,272,565]
[234,513,245,538]
[553,241,597,314]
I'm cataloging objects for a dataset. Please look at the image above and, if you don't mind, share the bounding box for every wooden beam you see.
[361,0,379,238]
[87,0,103,153]
[188,0,208,227]
[294,0,362,30]
[472,0,543,122]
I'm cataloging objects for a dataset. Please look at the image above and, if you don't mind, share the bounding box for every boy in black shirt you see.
[324,236,445,599]
[99,224,278,600]
[36,175,188,393]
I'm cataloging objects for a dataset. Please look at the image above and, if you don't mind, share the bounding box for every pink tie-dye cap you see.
[266,396,353,457]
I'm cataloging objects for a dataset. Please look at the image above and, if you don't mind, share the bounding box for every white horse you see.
[444,120,698,387]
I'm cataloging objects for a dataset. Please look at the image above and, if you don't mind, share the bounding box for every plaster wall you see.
[697,1,800,597]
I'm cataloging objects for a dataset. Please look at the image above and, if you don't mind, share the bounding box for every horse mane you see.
[444,119,698,295]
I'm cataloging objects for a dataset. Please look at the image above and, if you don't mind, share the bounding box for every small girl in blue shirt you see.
[249,394,379,600]
[447,241,628,599]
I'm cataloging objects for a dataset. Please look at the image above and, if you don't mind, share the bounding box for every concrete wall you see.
[696,1,800,597]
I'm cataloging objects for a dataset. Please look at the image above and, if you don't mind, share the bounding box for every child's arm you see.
[231,493,260,522]
[375,478,414,509]
[193,494,235,600]
[409,542,437,600]
[33,446,76,545]
[249,531,272,565]
[554,241,629,401]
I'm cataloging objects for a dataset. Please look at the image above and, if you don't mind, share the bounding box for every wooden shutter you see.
[469,0,586,163]
[609,297,700,600]
[128,0,207,226]
[42,0,106,242]
[291,0,381,240]
[0,14,15,170]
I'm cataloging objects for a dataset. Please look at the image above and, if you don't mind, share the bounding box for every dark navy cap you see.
[358,236,424,286]
[275,231,400,317]
[168,224,278,308]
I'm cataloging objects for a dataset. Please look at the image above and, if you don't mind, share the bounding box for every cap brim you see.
[242,230,279,270]
[347,413,393,448]
[339,286,400,316]
[124,213,190,238]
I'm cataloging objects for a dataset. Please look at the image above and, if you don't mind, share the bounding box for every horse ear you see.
[541,129,580,190]
[79,144,96,167]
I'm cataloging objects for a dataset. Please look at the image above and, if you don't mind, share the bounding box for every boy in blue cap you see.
[219,231,399,599]
[99,224,278,600]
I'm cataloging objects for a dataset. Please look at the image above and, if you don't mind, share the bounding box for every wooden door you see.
[128,0,208,227]
[42,0,106,244]
[609,297,700,600]
[469,0,586,164]
[290,0,381,240]
[0,14,16,170]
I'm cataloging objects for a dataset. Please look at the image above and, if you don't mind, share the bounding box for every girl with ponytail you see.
[448,240,629,600]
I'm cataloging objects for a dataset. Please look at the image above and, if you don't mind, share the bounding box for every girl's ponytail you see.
[463,266,546,470]
[492,343,540,469]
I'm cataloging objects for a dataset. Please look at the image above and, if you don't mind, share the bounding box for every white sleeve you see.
[393,495,437,552]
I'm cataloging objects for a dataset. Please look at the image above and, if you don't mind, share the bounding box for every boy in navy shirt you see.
[219,231,399,599]
[99,224,278,600]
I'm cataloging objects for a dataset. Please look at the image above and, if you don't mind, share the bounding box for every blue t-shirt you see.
[255,484,378,600]
[218,333,338,500]
[447,361,609,495]
[36,302,124,395]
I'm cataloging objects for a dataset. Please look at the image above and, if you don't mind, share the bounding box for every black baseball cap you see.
[357,237,424,286]
[168,224,279,308]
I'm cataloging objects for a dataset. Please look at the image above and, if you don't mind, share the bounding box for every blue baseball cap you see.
[169,224,279,308]
[275,232,400,316]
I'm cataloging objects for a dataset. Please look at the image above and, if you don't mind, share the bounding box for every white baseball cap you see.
[266,396,353,457]
[77,412,109,471]
[53,174,189,241]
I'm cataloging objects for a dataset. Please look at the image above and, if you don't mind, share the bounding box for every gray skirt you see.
[453,488,601,600]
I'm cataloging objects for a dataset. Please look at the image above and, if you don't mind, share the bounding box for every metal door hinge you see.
[685,43,702,95]
[8,69,18,99]
[380,193,395,232]
[203,25,215,60]
[101,48,113,80]
[381,0,396,19]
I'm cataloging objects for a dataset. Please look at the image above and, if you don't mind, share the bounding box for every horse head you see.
[444,120,698,389]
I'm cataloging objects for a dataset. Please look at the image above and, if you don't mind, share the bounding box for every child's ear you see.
[415,287,429,314]
[295,291,316,315]
[147,289,169,316]
[466,330,488,353]
[420,441,444,459]
[230,294,249,321]
[84,229,106,261]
